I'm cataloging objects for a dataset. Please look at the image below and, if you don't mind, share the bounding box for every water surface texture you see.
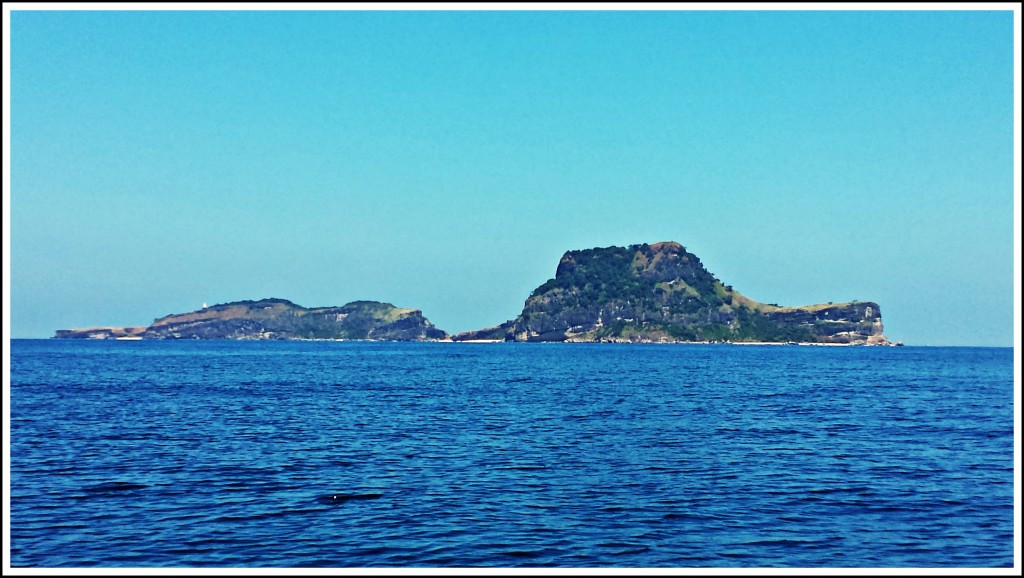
[9,340,1015,567]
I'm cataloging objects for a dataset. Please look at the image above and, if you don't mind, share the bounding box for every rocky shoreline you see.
[442,338,903,346]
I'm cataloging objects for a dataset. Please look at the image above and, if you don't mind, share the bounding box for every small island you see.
[453,241,894,345]
[54,299,448,341]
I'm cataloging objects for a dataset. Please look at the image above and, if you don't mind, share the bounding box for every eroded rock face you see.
[454,242,890,344]
[55,299,449,341]
[767,302,886,344]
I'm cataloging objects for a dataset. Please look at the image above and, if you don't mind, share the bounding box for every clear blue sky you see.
[7,8,1017,345]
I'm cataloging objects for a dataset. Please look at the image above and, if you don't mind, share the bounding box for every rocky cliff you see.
[55,298,449,341]
[453,241,890,344]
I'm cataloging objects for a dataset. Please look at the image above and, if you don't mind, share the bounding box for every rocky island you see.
[453,241,892,345]
[54,299,448,341]
[55,241,894,345]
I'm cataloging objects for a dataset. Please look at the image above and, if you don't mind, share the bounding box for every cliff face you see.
[453,241,890,344]
[56,298,449,341]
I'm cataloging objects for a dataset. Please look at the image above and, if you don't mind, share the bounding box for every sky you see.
[4,7,1020,346]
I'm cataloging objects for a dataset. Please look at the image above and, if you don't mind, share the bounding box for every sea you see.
[7,339,1017,568]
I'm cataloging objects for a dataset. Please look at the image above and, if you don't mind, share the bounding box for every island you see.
[55,241,896,345]
[452,241,894,345]
[54,299,449,341]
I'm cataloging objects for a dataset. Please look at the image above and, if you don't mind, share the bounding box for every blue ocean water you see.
[8,339,1016,568]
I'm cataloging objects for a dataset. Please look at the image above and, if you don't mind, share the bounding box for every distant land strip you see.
[55,241,898,345]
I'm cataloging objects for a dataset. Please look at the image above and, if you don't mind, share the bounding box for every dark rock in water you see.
[55,299,449,341]
[83,481,149,494]
[452,241,891,345]
[320,492,384,504]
